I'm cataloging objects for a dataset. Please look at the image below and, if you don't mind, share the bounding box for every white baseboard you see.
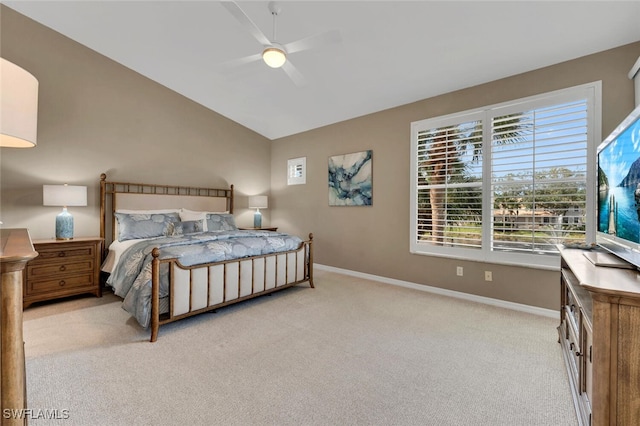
[315,264,558,319]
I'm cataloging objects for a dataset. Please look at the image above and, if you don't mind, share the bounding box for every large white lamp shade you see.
[0,58,39,148]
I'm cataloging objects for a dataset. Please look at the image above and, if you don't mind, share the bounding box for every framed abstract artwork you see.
[328,150,372,206]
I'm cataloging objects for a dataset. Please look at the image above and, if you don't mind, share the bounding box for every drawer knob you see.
[59,280,66,287]
[59,265,66,272]
[58,252,66,257]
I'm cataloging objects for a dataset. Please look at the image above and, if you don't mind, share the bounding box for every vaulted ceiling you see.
[5,1,640,140]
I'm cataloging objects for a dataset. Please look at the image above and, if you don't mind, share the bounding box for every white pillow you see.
[180,208,229,215]
[116,209,179,214]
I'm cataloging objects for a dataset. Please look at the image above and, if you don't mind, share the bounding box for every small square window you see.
[288,157,306,185]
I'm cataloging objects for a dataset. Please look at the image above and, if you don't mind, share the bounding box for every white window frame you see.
[287,157,306,185]
[410,82,601,269]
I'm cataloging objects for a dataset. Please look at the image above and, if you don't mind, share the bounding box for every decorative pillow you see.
[179,209,209,231]
[206,213,238,231]
[115,212,180,242]
[172,220,205,236]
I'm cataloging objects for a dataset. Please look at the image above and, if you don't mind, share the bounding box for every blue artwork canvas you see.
[328,150,372,206]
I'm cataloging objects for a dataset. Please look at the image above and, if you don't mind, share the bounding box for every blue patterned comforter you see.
[107,230,303,328]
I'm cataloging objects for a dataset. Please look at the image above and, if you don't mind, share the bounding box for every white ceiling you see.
[4,1,640,140]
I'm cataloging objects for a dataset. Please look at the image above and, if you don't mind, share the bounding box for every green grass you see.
[419,223,585,245]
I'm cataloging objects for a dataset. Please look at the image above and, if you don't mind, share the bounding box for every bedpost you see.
[150,248,160,343]
[308,233,314,288]
[229,184,234,214]
[100,174,107,260]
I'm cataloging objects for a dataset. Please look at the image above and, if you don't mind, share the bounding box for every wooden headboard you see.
[99,173,234,258]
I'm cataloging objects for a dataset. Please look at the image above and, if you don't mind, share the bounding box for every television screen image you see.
[597,106,640,246]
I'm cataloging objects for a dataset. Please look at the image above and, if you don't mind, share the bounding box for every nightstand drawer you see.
[27,260,94,279]
[27,273,94,295]
[31,245,96,263]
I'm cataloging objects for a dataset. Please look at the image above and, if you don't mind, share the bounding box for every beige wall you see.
[2,5,638,310]
[271,41,640,310]
[0,5,271,239]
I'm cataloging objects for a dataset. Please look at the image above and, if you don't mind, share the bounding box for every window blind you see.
[416,119,483,249]
[491,100,588,255]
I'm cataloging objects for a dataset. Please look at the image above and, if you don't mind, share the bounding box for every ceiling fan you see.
[220,1,341,87]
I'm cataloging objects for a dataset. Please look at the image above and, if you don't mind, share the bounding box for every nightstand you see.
[23,237,103,308]
[239,227,278,231]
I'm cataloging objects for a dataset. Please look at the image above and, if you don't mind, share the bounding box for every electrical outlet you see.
[484,271,493,281]
[456,266,463,276]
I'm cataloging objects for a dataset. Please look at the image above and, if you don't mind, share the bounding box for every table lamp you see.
[248,196,268,228]
[43,184,87,239]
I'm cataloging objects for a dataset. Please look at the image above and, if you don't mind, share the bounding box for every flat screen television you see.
[596,104,640,269]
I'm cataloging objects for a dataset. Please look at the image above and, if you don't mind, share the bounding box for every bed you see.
[99,174,314,342]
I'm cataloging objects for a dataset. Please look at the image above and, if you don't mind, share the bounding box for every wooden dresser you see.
[559,246,640,426]
[23,237,102,308]
[1,229,38,425]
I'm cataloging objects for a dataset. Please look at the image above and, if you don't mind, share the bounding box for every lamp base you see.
[253,211,262,229]
[55,208,74,240]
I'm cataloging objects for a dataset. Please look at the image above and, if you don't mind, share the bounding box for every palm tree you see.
[418,114,525,244]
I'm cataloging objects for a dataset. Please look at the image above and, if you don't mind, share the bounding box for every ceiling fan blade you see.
[217,52,263,71]
[281,60,308,87]
[221,1,271,47]
[283,30,342,55]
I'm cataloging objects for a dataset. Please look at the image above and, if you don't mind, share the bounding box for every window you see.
[287,157,306,185]
[410,82,600,269]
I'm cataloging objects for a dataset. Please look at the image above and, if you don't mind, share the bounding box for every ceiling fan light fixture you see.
[262,46,286,68]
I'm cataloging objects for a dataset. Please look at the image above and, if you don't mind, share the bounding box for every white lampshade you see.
[43,185,87,207]
[1,58,39,148]
[248,195,268,209]
[262,47,286,68]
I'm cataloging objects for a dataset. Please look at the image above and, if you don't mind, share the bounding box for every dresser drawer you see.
[27,273,95,295]
[31,244,96,264]
[27,260,94,279]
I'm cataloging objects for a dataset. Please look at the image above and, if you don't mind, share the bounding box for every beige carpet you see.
[23,270,577,426]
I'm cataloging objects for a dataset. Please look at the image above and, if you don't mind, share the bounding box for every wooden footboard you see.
[149,233,314,342]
